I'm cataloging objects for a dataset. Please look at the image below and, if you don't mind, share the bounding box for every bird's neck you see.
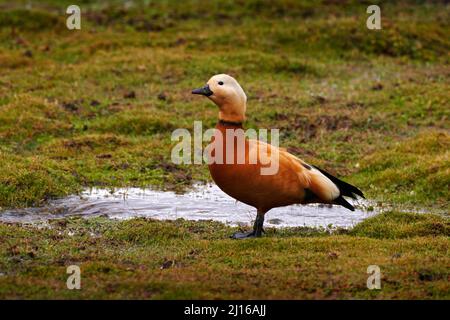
[218,101,246,124]
[217,118,244,128]
[213,118,246,163]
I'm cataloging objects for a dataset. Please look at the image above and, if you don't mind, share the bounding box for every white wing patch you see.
[309,167,340,201]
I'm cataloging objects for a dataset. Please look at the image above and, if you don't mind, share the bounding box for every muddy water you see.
[0,184,378,228]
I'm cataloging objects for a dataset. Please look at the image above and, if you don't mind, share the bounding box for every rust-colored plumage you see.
[193,74,364,238]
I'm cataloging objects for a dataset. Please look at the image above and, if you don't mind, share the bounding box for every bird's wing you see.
[282,151,340,201]
[247,139,340,202]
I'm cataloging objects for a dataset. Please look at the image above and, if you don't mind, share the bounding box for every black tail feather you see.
[333,196,355,211]
[313,166,365,199]
[313,165,364,211]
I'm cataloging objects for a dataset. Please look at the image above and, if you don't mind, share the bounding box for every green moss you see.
[351,131,450,207]
[0,0,448,300]
[0,52,32,69]
[0,9,62,31]
[324,18,449,61]
[0,213,448,299]
[0,151,80,208]
[350,212,450,239]
[89,108,176,136]
[0,0,448,210]
[0,96,72,143]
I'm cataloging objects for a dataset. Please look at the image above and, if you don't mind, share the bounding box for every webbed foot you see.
[230,211,266,239]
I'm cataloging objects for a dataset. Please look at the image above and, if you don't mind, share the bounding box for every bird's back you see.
[208,123,322,211]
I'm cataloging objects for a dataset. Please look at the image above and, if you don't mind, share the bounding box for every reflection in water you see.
[0,184,378,228]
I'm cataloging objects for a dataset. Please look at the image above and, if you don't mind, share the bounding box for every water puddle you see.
[0,184,379,228]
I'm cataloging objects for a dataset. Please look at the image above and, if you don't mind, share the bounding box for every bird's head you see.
[192,74,247,123]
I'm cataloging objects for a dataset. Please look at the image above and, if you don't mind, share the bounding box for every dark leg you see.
[231,210,265,239]
[253,212,265,236]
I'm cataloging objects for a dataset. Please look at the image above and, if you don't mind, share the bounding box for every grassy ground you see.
[0,212,449,299]
[0,0,449,299]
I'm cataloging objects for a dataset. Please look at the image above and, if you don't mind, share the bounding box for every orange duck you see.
[192,74,364,239]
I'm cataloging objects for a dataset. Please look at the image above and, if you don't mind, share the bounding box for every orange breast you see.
[207,123,302,211]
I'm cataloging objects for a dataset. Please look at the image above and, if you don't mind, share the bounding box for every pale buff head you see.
[192,74,247,123]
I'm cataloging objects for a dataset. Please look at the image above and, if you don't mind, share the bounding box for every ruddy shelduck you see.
[192,74,364,239]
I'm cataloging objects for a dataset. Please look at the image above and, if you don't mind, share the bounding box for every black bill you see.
[192,84,213,96]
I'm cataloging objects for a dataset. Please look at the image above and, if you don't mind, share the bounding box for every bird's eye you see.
[218,81,224,85]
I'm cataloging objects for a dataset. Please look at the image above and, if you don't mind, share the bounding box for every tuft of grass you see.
[323,18,450,61]
[0,52,32,69]
[89,108,176,136]
[0,95,72,143]
[0,9,62,31]
[351,131,450,207]
[350,211,450,239]
[0,152,80,208]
